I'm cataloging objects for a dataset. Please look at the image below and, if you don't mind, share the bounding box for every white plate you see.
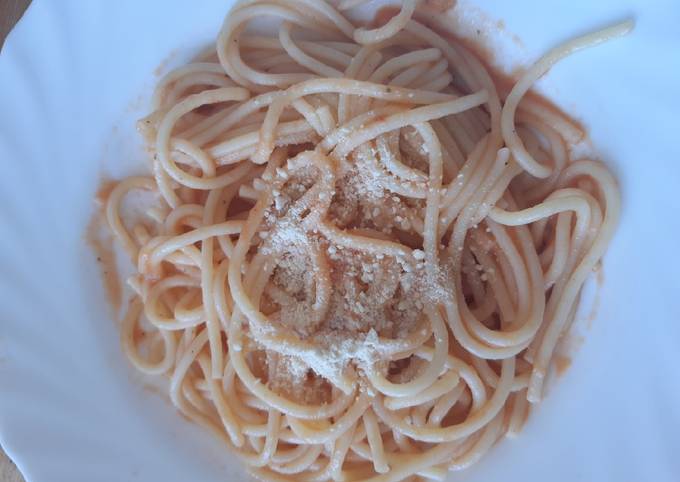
[1,1,679,481]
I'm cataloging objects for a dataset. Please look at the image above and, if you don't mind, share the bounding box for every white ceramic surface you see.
[1,1,679,481]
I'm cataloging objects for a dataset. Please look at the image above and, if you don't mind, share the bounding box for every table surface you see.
[0,0,31,477]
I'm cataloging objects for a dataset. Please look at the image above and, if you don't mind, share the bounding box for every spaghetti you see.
[105,2,630,481]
